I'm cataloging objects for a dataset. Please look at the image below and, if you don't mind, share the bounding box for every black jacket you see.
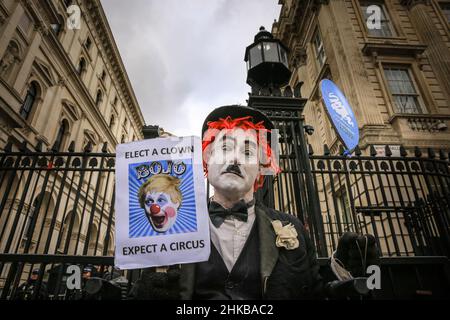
[131,202,334,300]
[179,203,330,299]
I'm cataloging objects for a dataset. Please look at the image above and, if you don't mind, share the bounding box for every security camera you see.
[304,125,314,136]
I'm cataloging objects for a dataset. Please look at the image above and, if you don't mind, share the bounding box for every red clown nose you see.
[150,204,160,214]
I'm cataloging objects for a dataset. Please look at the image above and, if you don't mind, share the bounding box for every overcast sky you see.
[102,0,281,137]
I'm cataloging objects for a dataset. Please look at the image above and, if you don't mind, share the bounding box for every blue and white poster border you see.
[114,136,210,269]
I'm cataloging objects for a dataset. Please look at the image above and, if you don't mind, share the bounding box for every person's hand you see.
[335,232,380,278]
[132,267,180,300]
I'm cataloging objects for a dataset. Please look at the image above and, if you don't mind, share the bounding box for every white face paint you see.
[206,128,261,200]
[143,191,179,233]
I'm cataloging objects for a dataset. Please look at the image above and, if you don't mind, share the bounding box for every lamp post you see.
[244,26,291,90]
[245,27,327,256]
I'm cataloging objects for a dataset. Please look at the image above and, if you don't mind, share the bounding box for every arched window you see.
[100,69,106,82]
[50,15,64,37]
[95,90,103,107]
[109,114,115,129]
[24,192,55,254]
[19,82,38,120]
[53,120,69,151]
[77,57,86,76]
[88,224,99,255]
[84,37,92,50]
[104,232,114,255]
[58,210,80,254]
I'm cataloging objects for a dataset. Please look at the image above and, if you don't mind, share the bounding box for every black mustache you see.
[224,164,243,177]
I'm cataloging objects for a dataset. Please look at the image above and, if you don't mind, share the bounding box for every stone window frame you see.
[352,0,406,41]
[109,112,116,132]
[76,56,87,77]
[52,118,71,152]
[19,79,44,125]
[311,26,327,72]
[95,88,103,108]
[376,59,437,117]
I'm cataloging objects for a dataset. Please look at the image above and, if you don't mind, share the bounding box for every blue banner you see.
[320,79,359,152]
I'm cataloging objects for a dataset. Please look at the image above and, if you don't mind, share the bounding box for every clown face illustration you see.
[143,192,180,232]
[138,174,182,233]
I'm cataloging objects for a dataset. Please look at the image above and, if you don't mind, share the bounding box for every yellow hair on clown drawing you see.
[138,174,182,233]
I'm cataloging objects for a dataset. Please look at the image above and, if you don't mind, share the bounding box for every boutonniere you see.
[271,220,299,250]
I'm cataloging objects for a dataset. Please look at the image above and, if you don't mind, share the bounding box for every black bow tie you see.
[208,199,255,228]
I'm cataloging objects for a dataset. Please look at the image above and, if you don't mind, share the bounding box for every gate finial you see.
[400,146,408,157]
[323,144,330,156]
[68,141,75,152]
[414,146,422,157]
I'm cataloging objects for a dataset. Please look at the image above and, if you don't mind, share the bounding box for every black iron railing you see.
[0,140,449,299]
[308,145,450,258]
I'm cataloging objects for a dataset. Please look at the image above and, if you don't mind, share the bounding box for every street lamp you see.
[244,26,291,89]
[245,26,327,256]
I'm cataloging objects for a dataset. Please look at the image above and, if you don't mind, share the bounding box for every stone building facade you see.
[0,0,144,153]
[273,0,450,155]
[271,0,450,256]
[0,0,145,285]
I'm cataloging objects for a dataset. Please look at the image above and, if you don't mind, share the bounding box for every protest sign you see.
[115,136,210,269]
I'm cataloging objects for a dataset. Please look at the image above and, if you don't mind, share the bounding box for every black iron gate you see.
[0,140,131,300]
[1,128,450,299]
[248,88,450,260]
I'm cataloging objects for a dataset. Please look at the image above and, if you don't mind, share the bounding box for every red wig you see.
[202,116,280,190]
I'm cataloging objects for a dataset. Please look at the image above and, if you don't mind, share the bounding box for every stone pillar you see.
[322,0,385,127]
[13,26,43,90]
[404,0,450,103]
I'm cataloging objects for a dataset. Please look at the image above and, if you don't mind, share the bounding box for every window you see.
[109,114,115,129]
[64,0,73,7]
[360,1,395,37]
[100,69,106,82]
[20,82,38,120]
[312,28,326,68]
[53,121,68,151]
[95,90,102,107]
[84,37,92,50]
[50,23,62,36]
[440,2,450,23]
[76,57,86,76]
[112,95,118,106]
[50,15,64,37]
[24,197,40,240]
[383,67,424,114]
[121,134,126,143]
[336,188,354,232]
